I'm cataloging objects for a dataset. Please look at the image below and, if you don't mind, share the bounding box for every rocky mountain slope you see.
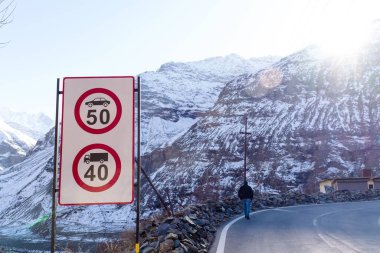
[142,26,380,207]
[139,54,279,153]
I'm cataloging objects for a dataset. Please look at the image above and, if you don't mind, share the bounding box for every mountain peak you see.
[0,108,53,138]
[156,54,281,78]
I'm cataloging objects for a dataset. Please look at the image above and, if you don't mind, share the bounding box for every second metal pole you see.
[135,76,141,253]
[51,78,61,253]
[244,116,247,182]
[240,115,251,182]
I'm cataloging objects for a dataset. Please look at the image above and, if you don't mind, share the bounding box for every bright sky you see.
[0,0,380,118]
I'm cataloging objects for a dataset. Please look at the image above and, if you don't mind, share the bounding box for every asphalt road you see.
[210,200,380,253]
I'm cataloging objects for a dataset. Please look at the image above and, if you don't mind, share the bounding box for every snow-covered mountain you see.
[0,55,280,237]
[0,119,36,170]
[0,109,53,169]
[142,26,380,206]
[139,54,279,153]
[6,30,380,237]
[0,108,53,139]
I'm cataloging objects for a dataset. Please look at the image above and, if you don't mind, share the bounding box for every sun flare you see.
[314,9,373,58]
[318,23,371,58]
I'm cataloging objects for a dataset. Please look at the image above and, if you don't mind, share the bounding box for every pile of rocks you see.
[134,199,241,253]
[129,190,380,253]
[252,191,318,208]
[315,189,380,203]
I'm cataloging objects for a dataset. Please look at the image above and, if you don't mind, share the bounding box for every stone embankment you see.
[128,190,380,253]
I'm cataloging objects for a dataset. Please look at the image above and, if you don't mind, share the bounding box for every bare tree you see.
[0,0,15,45]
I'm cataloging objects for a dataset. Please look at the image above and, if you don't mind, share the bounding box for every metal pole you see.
[240,116,250,182]
[51,78,61,253]
[243,116,247,182]
[133,156,172,216]
[141,166,172,216]
[135,76,141,253]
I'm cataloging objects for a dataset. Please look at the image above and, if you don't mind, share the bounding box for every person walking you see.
[238,181,254,220]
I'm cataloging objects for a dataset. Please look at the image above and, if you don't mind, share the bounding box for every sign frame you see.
[58,76,135,206]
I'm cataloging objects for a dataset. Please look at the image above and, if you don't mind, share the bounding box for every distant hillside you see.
[142,24,380,207]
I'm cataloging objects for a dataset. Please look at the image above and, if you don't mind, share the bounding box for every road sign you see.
[74,88,123,134]
[59,76,134,205]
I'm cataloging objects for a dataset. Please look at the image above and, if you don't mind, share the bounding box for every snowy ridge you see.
[0,109,53,169]
[0,119,35,148]
[139,54,280,153]
[0,108,53,139]
[0,118,37,169]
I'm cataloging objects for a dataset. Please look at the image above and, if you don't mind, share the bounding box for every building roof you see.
[332,177,369,183]
[319,179,334,183]
[319,177,371,183]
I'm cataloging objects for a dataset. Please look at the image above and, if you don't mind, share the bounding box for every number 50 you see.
[86,109,110,125]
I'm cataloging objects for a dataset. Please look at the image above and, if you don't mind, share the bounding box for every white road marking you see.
[216,204,335,253]
[215,215,243,253]
[317,233,335,248]
[216,210,265,253]
[328,233,361,252]
[215,202,379,253]
[313,209,362,252]
[271,209,294,212]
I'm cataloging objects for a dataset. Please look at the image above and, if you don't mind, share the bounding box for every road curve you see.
[210,200,380,253]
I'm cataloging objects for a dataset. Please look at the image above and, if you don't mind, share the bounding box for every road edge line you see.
[215,210,266,253]
[215,214,244,253]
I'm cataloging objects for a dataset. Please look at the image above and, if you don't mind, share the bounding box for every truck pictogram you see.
[84,153,108,164]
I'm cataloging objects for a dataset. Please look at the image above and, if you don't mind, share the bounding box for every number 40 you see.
[84,165,108,181]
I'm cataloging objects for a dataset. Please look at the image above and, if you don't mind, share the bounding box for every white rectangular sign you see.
[59,76,135,205]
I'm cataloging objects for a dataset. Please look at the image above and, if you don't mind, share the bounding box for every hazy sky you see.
[1,0,380,118]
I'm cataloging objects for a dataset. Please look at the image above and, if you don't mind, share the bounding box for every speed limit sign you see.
[59,76,134,205]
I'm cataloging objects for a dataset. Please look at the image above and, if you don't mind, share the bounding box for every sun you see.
[311,0,375,59]
[317,21,372,58]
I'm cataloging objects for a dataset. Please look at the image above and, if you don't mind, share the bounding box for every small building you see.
[332,178,369,192]
[319,177,372,193]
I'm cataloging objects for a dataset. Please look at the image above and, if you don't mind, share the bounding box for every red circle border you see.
[74,88,122,134]
[72,144,121,192]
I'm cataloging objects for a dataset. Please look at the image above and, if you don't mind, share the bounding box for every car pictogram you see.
[85,97,111,107]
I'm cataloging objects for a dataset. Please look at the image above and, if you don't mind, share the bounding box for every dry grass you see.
[97,230,135,253]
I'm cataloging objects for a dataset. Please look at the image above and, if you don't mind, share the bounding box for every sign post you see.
[135,76,141,253]
[51,78,61,253]
[59,76,135,205]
